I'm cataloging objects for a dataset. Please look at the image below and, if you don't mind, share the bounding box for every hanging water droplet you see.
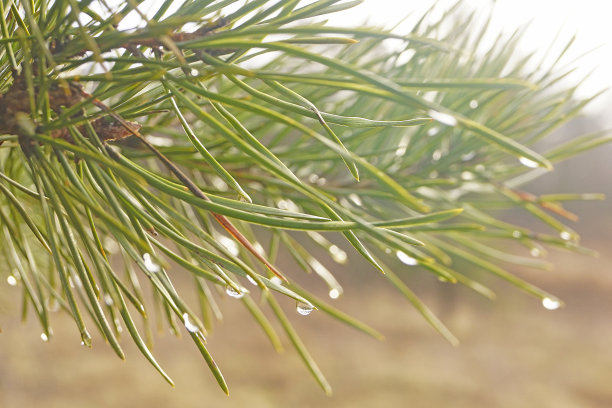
[253,242,265,255]
[246,274,258,286]
[219,235,240,256]
[210,175,229,192]
[469,99,479,109]
[182,313,200,333]
[560,231,572,241]
[384,248,392,254]
[348,193,363,207]
[519,157,540,169]
[396,250,418,266]
[530,248,541,257]
[542,297,561,310]
[395,135,409,156]
[277,199,288,210]
[46,297,60,312]
[270,276,283,285]
[190,68,199,76]
[81,330,92,347]
[461,171,475,180]
[225,285,245,299]
[316,177,327,186]
[308,174,320,184]
[427,127,440,137]
[285,199,300,212]
[328,288,342,299]
[6,275,17,286]
[429,170,439,179]
[461,151,476,161]
[296,301,314,316]
[428,110,458,127]
[512,230,523,238]
[114,318,123,333]
[329,245,347,264]
[142,253,160,273]
[103,294,114,306]
[72,275,82,288]
[40,333,49,342]
[102,236,119,255]
[432,149,442,161]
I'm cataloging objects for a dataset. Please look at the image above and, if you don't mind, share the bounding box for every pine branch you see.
[0,0,609,395]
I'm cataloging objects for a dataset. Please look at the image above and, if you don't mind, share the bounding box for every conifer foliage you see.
[0,0,607,394]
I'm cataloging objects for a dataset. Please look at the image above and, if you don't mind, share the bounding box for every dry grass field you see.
[2,235,612,407]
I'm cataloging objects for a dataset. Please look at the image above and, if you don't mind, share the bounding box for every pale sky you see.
[330,0,612,121]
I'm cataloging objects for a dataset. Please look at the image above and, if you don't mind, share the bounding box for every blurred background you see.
[2,1,612,407]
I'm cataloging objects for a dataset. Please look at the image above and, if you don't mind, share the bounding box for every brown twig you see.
[71,84,288,282]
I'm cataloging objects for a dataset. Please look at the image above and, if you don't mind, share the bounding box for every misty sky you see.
[331,0,611,121]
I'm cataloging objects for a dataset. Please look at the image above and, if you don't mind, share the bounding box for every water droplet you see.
[308,174,320,184]
[328,288,342,299]
[145,135,174,147]
[103,236,119,255]
[560,231,572,241]
[225,285,246,299]
[395,135,409,156]
[384,248,392,254]
[46,297,60,312]
[182,313,200,333]
[142,253,160,273]
[542,297,561,310]
[316,177,327,186]
[396,250,418,266]
[190,68,199,76]
[519,157,540,169]
[461,151,476,161]
[530,248,541,257]
[210,175,228,191]
[71,275,82,288]
[512,230,522,238]
[469,99,479,109]
[6,275,17,286]
[348,193,363,207]
[219,235,240,256]
[270,276,283,285]
[103,294,114,306]
[40,333,49,342]
[429,170,439,179]
[427,127,440,137]
[277,199,288,210]
[432,149,442,161]
[461,171,475,181]
[114,319,123,333]
[428,110,458,127]
[253,242,265,255]
[296,302,314,316]
[81,330,92,347]
[246,275,258,286]
[438,276,449,282]
[329,245,347,264]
